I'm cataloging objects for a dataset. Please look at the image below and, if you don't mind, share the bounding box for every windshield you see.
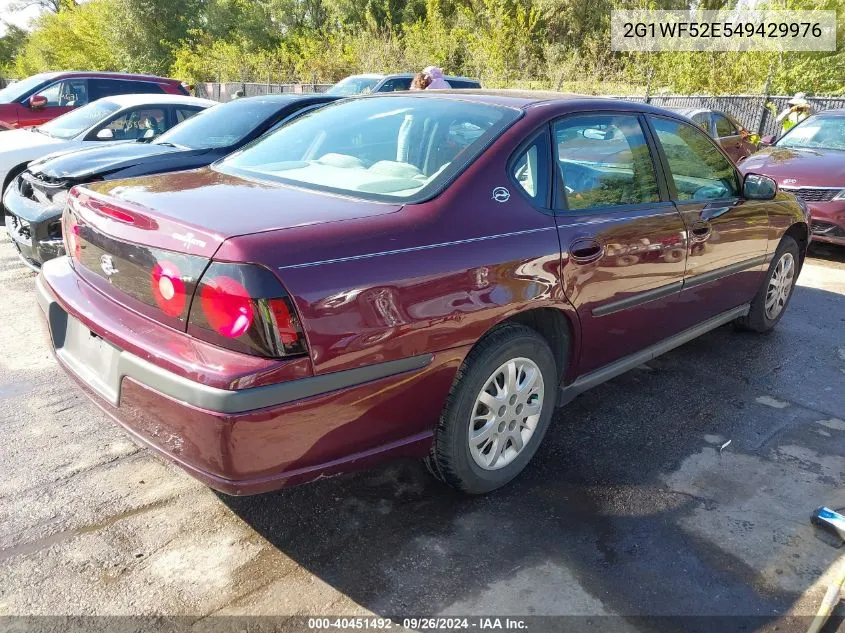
[218,96,518,201]
[155,99,282,149]
[327,76,381,96]
[39,100,122,140]
[0,74,51,104]
[777,115,845,151]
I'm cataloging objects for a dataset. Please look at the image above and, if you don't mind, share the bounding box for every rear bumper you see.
[37,258,457,494]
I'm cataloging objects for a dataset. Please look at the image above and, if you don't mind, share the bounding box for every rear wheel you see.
[736,236,799,332]
[425,324,557,494]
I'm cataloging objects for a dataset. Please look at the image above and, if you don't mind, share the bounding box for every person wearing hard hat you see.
[776,93,814,132]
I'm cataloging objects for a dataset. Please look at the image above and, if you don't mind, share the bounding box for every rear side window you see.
[89,79,164,101]
[650,117,738,201]
[713,114,737,138]
[511,133,550,203]
[554,114,660,210]
[449,80,482,89]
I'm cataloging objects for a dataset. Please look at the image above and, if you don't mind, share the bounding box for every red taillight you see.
[151,260,187,318]
[64,214,81,260]
[187,263,307,358]
[269,298,299,345]
[199,275,254,338]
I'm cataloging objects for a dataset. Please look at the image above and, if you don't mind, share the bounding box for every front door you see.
[713,112,755,163]
[552,113,688,375]
[17,78,89,127]
[647,115,769,324]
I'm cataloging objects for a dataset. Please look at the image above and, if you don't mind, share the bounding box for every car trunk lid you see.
[64,169,402,331]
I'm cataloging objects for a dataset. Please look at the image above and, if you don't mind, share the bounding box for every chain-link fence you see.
[194,81,332,102]
[627,94,845,137]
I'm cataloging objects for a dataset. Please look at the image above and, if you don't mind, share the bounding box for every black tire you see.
[735,236,800,333]
[425,323,558,494]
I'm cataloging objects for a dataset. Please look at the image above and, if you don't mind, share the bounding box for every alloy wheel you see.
[765,251,796,320]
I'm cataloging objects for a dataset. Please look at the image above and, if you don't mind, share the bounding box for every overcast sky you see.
[0,0,42,35]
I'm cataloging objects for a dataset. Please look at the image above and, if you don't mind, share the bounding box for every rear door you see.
[552,112,688,374]
[647,115,769,323]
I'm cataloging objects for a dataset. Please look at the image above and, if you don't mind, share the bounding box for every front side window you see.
[650,117,739,201]
[691,112,710,133]
[35,79,88,107]
[378,78,412,92]
[99,107,167,140]
[219,97,518,201]
[39,100,121,139]
[714,114,737,138]
[554,114,660,210]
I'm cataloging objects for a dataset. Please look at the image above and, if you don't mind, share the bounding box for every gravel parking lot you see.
[1,238,844,629]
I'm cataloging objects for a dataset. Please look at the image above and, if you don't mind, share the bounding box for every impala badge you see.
[173,231,207,250]
[100,254,118,277]
[492,187,511,203]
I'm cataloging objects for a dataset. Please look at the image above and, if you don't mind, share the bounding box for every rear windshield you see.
[40,100,121,139]
[218,96,518,201]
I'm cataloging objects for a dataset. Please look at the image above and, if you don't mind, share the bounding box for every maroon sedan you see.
[36,92,810,495]
[741,110,845,247]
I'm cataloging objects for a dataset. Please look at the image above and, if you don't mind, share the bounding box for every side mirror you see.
[744,173,777,200]
[29,95,48,111]
[96,128,115,140]
[759,135,775,147]
[142,128,156,140]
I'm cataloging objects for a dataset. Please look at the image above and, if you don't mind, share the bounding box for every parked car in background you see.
[2,94,214,249]
[0,72,190,131]
[327,73,481,95]
[4,93,339,269]
[671,108,757,163]
[37,92,808,496]
[740,110,845,248]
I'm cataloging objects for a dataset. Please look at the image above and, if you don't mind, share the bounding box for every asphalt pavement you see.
[1,238,844,632]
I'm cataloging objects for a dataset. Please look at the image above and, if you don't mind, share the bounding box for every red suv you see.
[0,72,189,130]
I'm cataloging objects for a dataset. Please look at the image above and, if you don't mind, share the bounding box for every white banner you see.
[611,10,837,52]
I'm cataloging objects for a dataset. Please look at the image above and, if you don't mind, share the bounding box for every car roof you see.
[38,70,181,83]
[99,94,217,108]
[229,94,338,105]
[813,109,845,117]
[341,73,480,82]
[362,89,659,109]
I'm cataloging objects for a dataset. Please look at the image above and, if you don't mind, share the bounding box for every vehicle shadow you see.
[218,284,845,631]
[808,242,845,265]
